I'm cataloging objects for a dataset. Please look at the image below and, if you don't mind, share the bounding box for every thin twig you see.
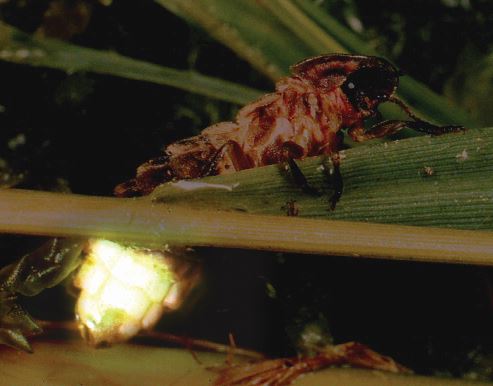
[144,331,265,360]
[36,320,265,360]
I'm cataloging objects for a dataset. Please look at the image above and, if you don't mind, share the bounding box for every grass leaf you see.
[0,22,263,105]
[152,128,493,230]
[0,129,492,265]
[156,0,313,80]
[0,238,84,351]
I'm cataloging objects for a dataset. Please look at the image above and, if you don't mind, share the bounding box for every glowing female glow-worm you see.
[74,239,187,345]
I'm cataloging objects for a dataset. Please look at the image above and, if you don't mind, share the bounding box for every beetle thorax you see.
[235,77,353,164]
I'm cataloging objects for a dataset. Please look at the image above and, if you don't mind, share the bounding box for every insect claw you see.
[286,158,321,196]
[320,157,343,210]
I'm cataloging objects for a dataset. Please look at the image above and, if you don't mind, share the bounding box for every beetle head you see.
[292,54,400,115]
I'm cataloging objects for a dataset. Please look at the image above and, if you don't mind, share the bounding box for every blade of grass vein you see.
[0,22,263,105]
[1,189,493,265]
[290,0,477,127]
[155,0,313,80]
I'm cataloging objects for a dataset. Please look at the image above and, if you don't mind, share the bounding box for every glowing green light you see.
[74,239,177,345]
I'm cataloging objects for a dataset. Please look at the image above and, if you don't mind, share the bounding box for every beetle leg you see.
[389,96,465,134]
[281,142,320,196]
[350,94,465,142]
[286,157,320,195]
[318,132,344,210]
[348,120,409,142]
[281,142,343,209]
[327,152,343,210]
[349,119,463,143]
[201,140,253,176]
[403,120,465,135]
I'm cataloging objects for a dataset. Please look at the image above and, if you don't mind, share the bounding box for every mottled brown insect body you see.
[115,54,461,200]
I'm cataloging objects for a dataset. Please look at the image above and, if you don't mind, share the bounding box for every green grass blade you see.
[151,127,493,230]
[0,22,263,105]
[291,0,376,54]
[1,129,493,265]
[259,0,345,53]
[444,50,493,126]
[155,0,313,80]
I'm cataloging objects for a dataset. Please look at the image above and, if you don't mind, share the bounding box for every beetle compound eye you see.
[342,65,399,112]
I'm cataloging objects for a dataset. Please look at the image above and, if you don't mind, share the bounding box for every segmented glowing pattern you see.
[74,239,176,345]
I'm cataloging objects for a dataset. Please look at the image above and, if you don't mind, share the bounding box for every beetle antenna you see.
[388,96,423,122]
[388,96,465,134]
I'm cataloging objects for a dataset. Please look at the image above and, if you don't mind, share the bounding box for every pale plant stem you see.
[1,189,493,265]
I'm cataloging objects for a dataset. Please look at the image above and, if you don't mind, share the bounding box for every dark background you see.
[1,0,493,379]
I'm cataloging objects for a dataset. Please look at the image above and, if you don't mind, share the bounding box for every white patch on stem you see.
[170,180,239,191]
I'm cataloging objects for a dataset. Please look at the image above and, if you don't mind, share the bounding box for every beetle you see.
[115,54,462,207]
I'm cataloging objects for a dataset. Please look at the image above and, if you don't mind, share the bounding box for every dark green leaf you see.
[0,22,263,105]
[0,238,85,296]
[0,291,40,352]
[0,238,85,351]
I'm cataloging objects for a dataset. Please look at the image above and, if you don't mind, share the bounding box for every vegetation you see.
[0,0,493,383]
